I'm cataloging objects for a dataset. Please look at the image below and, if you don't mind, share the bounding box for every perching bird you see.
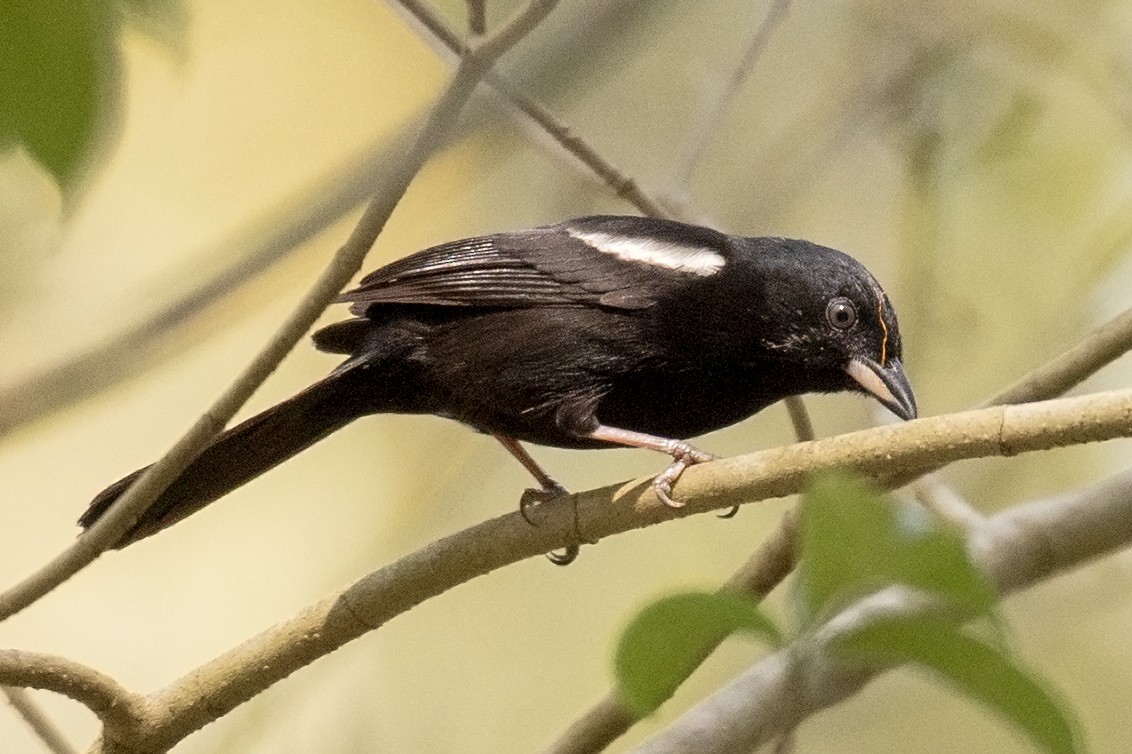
[81,215,916,560]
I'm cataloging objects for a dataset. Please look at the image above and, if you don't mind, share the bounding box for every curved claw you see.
[651,443,716,508]
[653,477,686,508]
[547,544,580,566]
[717,505,740,519]
[519,483,569,526]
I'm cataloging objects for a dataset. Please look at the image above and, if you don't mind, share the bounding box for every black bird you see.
[81,216,916,560]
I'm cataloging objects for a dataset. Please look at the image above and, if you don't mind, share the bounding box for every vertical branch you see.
[467,0,487,35]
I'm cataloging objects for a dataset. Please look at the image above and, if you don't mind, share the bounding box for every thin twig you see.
[783,396,815,442]
[121,388,1132,751]
[985,304,1132,407]
[467,0,486,35]
[392,0,669,218]
[3,686,77,754]
[634,468,1132,752]
[674,0,792,187]
[0,0,563,624]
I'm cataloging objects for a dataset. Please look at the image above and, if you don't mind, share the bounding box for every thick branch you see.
[546,299,1132,753]
[121,388,1132,749]
[633,469,1132,753]
[0,652,145,738]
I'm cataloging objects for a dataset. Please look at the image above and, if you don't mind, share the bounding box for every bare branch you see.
[471,0,558,63]
[910,474,986,530]
[393,0,669,218]
[634,468,1132,752]
[782,396,815,442]
[674,0,792,186]
[0,0,562,623]
[0,652,145,737]
[3,686,77,754]
[122,388,1132,751]
[467,0,486,35]
[985,304,1132,407]
[546,295,1132,753]
[0,129,415,443]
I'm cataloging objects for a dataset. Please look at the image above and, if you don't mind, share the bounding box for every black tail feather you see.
[80,368,370,548]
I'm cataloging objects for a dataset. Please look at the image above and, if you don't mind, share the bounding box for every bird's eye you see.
[826,298,857,330]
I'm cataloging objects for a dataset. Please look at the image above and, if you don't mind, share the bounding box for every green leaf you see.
[0,1,122,194]
[615,592,782,716]
[797,472,996,625]
[838,617,1079,754]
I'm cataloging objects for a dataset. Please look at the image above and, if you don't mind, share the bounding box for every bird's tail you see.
[79,366,373,548]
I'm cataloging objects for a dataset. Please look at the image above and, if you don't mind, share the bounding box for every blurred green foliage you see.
[796,472,996,626]
[618,473,1077,751]
[614,590,782,715]
[838,616,1080,754]
[3,1,1132,752]
[0,0,184,198]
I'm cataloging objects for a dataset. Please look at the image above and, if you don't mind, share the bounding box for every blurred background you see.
[3,0,1132,751]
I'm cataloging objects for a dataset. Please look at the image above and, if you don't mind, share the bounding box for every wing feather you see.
[337,216,734,314]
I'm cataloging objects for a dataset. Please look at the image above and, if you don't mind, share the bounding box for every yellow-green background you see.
[3,1,1132,751]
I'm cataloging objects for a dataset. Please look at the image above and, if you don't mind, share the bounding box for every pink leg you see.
[493,434,577,566]
[493,433,565,495]
[585,425,717,508]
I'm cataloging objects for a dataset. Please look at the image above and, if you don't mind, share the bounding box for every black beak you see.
[844,357,917,421]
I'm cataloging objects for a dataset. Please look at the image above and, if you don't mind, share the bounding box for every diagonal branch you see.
[118,387,1132,751]
[0,128,416,444]
[673,0,793,187]
[985,305,1132,407]
[3,686,77,754]
[0,0,562,624]
[545,303,1132,754]
[388,7,1132,751]
[633,468,1132,752]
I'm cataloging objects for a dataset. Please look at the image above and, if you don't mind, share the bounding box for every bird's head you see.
[743,238,917,421]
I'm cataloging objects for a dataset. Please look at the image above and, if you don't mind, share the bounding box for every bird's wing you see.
[337,216,734,314]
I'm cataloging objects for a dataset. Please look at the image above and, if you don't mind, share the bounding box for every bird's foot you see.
[547,544,580,566]
[652,442,717,508]
[519,482,569,525]
[517,482,579,566]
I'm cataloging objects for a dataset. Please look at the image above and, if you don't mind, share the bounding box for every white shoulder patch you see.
[567,229,725,276]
